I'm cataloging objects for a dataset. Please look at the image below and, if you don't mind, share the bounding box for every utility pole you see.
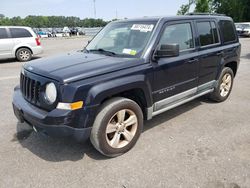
[93,0,96,18]
[188,0,195,13]
[115,9,118,19]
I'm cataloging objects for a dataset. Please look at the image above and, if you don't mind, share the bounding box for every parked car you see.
[0,26,43,61]
[78,27,86,35]
[235,23,250,37]
[13,14,240,157]
[69,28,78,36]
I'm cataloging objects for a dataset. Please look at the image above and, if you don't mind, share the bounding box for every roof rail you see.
[186,12,226,16]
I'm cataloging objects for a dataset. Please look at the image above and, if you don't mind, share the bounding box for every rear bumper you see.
[12,87,91,142]
[32,46,43,55]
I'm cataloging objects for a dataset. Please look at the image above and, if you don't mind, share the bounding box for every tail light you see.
[35,37,41,46]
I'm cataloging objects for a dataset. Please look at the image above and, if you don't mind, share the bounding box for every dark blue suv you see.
[13,14,241,157]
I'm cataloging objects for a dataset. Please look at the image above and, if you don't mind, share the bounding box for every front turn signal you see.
[57,101,84,110]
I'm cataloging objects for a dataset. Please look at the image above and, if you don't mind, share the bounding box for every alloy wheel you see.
[105,109,138,149]
[220,73,232,97]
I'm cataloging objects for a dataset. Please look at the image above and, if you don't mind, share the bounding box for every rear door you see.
[9,28,34,48]
[0,27,15,59]
[195,20,222,89]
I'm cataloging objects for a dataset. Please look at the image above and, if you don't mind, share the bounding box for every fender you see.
[85,74,153,107]
[215,43,240,81]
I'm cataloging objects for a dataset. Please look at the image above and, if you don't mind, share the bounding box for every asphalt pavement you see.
[0,37,249,188]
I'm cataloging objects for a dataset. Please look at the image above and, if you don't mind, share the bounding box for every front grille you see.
[20,73,41,105]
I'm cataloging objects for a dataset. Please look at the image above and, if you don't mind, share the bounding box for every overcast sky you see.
[0,0,190,20]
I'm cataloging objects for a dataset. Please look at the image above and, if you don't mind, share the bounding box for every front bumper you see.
[12,87,91,142]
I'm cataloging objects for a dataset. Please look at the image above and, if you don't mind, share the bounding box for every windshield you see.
[236,24,250,29]
[86,21,157,57]
[242,24,250,29]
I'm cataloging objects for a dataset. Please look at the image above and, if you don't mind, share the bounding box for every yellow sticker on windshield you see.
[130,50,137,55]
[123,49,137,56]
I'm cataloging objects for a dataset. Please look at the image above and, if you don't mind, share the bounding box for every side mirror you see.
[154,44,180,58]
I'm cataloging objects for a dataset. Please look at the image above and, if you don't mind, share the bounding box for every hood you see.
[24,51,143,83]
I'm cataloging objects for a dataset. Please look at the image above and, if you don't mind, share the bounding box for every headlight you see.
[45,82,57,104]
[21,67,25,75]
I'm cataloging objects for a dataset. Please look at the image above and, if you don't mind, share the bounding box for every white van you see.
[0,26,43,62]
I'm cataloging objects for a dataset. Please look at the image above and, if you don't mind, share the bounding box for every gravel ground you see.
[0,37,249,188]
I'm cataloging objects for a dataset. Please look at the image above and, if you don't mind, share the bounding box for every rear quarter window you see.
[0,28,9,39]
[219,20,237,43]
[10,28,32,38]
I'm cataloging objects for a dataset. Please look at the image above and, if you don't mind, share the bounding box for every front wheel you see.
[209,67,234,102]
[90,97,143,157]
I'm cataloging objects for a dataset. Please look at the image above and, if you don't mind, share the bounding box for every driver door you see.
[152,21,199,106]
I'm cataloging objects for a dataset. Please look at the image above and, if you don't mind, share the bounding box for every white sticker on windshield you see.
[131,24,154,32]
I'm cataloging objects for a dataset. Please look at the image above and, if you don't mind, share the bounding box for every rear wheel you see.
[90,97,143,157]
[209,67,234,102]
[16,48,32,62]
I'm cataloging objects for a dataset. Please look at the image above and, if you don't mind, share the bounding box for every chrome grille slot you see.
[20,73,41,105]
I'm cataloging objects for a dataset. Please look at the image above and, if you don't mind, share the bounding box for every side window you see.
[0,28,9,39]
[10,28,32,38]
[159,23,194,51]
[211,22,219,44]
[197,21,220,47]
[197,22,213,46]
[219,20,237,43]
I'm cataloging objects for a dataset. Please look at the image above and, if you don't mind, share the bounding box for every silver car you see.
[0,26,43,62]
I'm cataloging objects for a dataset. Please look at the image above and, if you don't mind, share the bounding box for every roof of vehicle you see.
[236,22,250,25]
[0,26,32,29]
[115,14,232,23]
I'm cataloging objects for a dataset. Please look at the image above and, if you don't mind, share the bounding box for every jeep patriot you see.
[13,14,241,157]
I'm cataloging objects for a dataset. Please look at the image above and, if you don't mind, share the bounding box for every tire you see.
[16,48,32,62]
[209,67,234,102]
[90,97,143,157]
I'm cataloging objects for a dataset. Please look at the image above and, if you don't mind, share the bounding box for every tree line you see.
[1,1,249,28]
[0,15,108,28]
[178,0,250,22]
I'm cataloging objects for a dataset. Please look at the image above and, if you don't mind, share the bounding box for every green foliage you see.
[177,4,190,15]
[177,0,196,15]
[195,0,210,13]
[212,0,250,22]
[0,15,108,28]
[177,0,250,22]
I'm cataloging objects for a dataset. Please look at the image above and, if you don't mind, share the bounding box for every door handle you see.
[216,51,224,56]
[186,58,198,64]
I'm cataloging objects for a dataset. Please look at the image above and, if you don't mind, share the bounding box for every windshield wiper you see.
[88,48,117,56]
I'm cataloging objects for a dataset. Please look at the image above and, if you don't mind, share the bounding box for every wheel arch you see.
[15,46,33,57]
[85,75,153,119]
[217,59,238,80]
[224,61,238,77]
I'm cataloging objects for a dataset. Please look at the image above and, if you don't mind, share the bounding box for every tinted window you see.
[197,22,214,46]
[219,20,237,43]
[10,28,32,38]
[211,22,219,43]
[159,23,194,51]
[0,28,9,39]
